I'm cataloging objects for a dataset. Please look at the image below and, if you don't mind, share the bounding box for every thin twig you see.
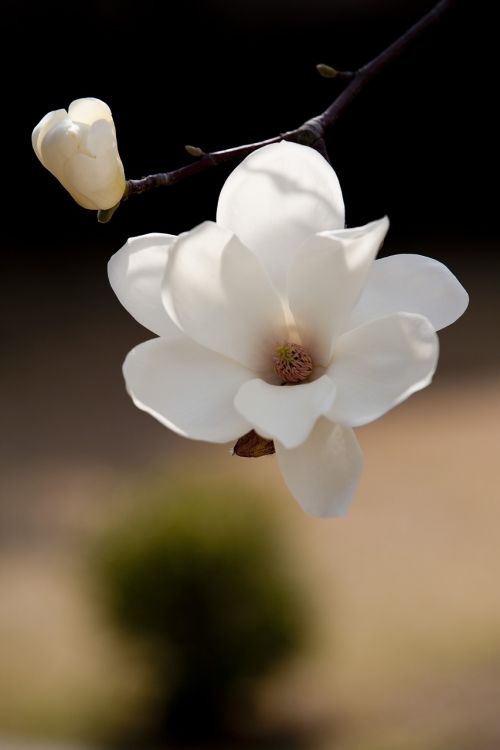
[124,0,456,201]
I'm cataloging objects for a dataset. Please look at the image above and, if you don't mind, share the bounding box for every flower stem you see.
[124,0,457,201]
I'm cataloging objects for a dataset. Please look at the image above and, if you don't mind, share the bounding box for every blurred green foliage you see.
[96,479,305,742]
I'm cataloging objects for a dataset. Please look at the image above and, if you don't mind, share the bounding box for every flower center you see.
[273,342,313,384]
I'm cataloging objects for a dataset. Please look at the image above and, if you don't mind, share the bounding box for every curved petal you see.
[38,118,80,176]
[287,217,389,366]
[123,337,253,443]
[68,97,113,125]
[86,119,119,158]
[234,375,336,449]
[327,313,439,427]
[108,234,181,339]
[276,418,363,517]
[216,141,345,293]
[348,254,469,332]
[163,221,286,371]
[57,174,96,209]
[36,120,97,207]
[64,150,125,209]
[32,108,68,163]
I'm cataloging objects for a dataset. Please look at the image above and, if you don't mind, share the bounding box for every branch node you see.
[294,117,325,146]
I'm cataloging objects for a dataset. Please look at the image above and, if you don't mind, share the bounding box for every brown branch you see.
[121,0,457,203]
[124,134,286,198]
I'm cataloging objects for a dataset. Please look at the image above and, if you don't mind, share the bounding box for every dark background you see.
[5,0,494,246]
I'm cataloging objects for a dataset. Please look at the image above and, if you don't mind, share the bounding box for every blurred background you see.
[1,0,499,748]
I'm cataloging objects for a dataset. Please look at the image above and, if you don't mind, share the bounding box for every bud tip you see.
[185,145,204,157]
[316,63,339,78]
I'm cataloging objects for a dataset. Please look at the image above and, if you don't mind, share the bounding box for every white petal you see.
[38,117,80,175]
[86,119,119,158]
[65,120,124,208]
[287,217,389,365]
[234,375,336,449]
[348,254,469,332]
[276,418,363,517]
[64,149,125,209]
[37,120,99,208]
[108,234,181,339]
[327,313,439,427]
[216,142,345,293]
[163,221,286,371]
[123,337,253,443]
[68,97,113,125]
[32,108,67,163]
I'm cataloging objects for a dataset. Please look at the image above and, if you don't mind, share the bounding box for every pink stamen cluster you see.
[273,342,314,384]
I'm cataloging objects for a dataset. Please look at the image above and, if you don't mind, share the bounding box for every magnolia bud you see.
[32,97,126,210]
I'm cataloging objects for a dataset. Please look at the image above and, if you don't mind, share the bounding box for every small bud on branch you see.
[185,145,205,157]
[316,64,355,81]
[316,63,339,78]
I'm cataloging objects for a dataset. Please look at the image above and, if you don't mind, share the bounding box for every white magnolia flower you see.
[109,142,468,517]
[32,97,125,210]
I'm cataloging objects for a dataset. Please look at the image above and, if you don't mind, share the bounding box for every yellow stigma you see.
[273,342,313,384]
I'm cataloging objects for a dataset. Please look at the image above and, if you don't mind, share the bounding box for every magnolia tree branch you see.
[110,0,456,218]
